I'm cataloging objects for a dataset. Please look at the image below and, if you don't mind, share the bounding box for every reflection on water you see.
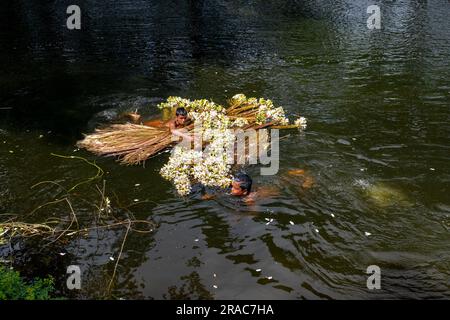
[1,0,449,299]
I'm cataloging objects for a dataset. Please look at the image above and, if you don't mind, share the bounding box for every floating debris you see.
[337,138,351,145]
[287,169,305,176]
[9,150,13,153]
[213,285,218,289]
[289,221,294,225]
[59,253,66,256]
[430,168,435,171]
[315,228,319,233]
[354,179,371,189]
[134,183,140,187]
[255,269,262,272]
[331,213,335,218]
[109,257,115,261]
[133,199,139,202]
[365,232,372,237]
[194,239,199,242]
[213,273,217,278]
[267,276,273,280]
[38,135,43,139]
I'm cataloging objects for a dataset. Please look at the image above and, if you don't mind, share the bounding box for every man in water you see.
[158,107,192,142]
[203,173,278,204]
[202,173,253,201]
[127,107,193,141]
[203,170,313,203]
[231,173,253,196]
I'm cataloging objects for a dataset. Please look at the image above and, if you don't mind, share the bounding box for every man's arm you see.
[168,120,193,142]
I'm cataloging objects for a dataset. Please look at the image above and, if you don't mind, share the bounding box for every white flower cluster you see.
[157,96,192,110]
[233,96,289,125]
[160,129,234,196]
[189,103,229,130]
[231,117,249,127]
[160,146,202,196]
[262,106,289,125]
[294,117,307,129]
[192,130,234,188]
[160,98,235,196]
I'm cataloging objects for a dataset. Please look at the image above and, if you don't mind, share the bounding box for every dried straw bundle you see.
[77,124,174,165]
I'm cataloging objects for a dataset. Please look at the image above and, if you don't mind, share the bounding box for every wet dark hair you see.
[176,107,188,117]
[234,173,252,194]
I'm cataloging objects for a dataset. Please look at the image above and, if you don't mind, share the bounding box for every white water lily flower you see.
[294,117,307,129]
[232,117,249,127]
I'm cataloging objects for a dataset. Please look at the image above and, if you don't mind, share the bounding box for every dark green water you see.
[1,0,449,299]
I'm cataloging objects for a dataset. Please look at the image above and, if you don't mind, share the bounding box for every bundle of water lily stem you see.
[78,94,307,195]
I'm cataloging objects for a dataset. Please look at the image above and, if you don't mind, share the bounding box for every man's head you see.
[175,107,188,125]
[231,173,252,196]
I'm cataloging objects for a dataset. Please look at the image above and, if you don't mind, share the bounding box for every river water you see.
[0,0,449,299]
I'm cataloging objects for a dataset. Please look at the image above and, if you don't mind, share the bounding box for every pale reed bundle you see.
[77,124,174,165]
